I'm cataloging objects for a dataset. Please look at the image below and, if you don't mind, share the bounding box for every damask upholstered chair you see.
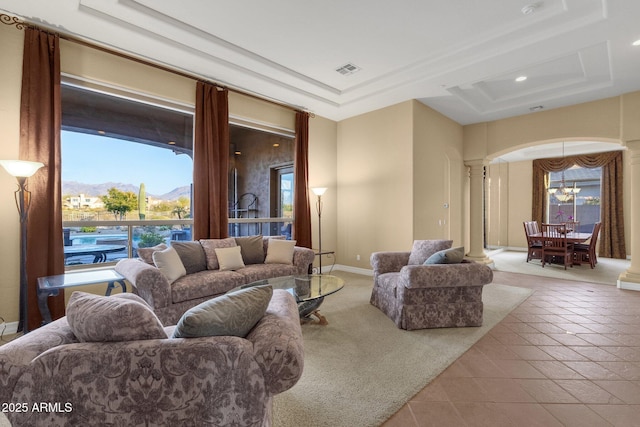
[0,290,304,427]
[370,240,493,330]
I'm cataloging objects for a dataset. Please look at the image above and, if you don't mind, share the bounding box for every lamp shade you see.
[312,187,327,196]
[0,160,44,178]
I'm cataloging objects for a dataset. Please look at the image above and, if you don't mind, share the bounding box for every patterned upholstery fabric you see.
[116,240,315,325]
[66,291,167,342]
[370,245,493,330]
[407,239,453,265]
[1,290,303,427]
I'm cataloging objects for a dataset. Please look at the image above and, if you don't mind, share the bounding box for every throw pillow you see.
[200,237,237,270]
[265,239,296,265]
[172,285,273,338]
[137,243,168,265]
[153,246,187,284]
[235,235,265,264]
[66,291,167,342]
[424,246,465,264]
[407,240,453,265]
[215,246,246,271]
[171,241,207,274]
[263,235,285,255]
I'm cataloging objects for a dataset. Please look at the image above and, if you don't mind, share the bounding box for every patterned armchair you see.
[0,290,303,427]
[370,240,493,330]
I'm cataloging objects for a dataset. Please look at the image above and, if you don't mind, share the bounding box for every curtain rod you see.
[1,13,313,117]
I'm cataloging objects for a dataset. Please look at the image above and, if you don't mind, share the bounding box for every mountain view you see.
[63,181,191,201]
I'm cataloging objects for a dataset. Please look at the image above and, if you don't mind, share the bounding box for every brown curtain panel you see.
[193,82,229,240]
[293,111,312,248]
[19,28,65,329]
[532,150,625,259]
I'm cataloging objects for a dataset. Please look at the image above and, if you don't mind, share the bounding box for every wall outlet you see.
[356,254,361,261]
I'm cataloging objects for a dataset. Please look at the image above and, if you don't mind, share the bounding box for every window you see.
[61,82,194,267]
[547,165,601,232]
[228,124,295,238]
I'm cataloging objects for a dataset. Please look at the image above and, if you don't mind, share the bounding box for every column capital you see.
[464,159,490,168]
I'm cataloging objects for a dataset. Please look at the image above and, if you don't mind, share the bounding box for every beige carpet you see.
[489,249,630,286]
[273,271,533,427]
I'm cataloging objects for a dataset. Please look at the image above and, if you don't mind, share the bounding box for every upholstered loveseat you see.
[0,289,304,427]
[116,236,315,325]
[370,240,494,330]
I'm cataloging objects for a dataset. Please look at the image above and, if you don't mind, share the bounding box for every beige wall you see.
[309,116,338,270]
[485,160,533,249]
[412,101,464,245]
[0,24,25,324]
[337,102,413,267]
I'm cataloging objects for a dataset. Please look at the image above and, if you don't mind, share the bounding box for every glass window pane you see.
[61,83,193,267]
[547,166,601,232]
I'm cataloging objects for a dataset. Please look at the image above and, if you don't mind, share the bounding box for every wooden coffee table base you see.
[301,310,328,326]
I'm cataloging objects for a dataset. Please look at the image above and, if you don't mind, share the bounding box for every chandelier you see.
[547,142,581,202]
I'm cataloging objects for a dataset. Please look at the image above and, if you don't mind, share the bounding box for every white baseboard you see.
[1,320,19,337]
[331,264,373,276]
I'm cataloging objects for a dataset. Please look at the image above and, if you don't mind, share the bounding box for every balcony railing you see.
[62,217,292,269]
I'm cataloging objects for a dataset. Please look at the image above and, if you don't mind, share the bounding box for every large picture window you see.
[228,124,295,238]
[547,165,602,232]
[61,81,194,267]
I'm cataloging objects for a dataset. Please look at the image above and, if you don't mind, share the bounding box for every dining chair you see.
[541,223,573,270]
[573,222,601,268]
[523,221,542,262]
[563,220,580,233]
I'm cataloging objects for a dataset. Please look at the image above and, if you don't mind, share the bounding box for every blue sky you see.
[62,131,193,195]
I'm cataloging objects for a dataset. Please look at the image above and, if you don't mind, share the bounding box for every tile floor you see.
[383,271,640,427]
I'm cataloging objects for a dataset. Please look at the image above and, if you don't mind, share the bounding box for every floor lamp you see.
[311,187,327,274]
[0,160,44,334]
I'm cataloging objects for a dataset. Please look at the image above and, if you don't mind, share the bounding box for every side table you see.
[37,269,126,324]
[313,250,336,274]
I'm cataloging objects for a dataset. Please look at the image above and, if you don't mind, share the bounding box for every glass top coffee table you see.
[241,274,344,325]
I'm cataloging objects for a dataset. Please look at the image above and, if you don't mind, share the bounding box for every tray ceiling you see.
[2,0,640,124]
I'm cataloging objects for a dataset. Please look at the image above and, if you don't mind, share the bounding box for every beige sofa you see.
[116,236,315,325]
[0,290,304,427]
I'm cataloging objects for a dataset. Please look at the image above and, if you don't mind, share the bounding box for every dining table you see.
[529,231,592,244]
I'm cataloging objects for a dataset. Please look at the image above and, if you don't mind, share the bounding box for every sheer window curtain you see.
[532,150,625,259]
[293,111,312,248]
[20,28,65,329]
[193,82,229,240]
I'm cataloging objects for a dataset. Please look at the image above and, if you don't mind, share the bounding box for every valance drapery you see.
[533,150,625,259]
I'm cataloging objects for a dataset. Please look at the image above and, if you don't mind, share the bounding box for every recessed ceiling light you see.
[515,76,527,82]
[168,141,176,145]
[273,143,280,147]
[97,130,106,135]
[633,39,640,46]
[235,151,242,155]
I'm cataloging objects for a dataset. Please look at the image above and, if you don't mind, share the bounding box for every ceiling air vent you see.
[335,63,361,76]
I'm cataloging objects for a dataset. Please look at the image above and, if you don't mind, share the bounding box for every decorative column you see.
[465,159,493,264]
[618,140,640,291]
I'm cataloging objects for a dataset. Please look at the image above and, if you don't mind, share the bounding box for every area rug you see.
[273,271,533,427]
[489,249,630,286]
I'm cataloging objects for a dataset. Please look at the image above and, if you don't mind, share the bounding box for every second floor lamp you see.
[0,159,45,334]
[311,187,327,274]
